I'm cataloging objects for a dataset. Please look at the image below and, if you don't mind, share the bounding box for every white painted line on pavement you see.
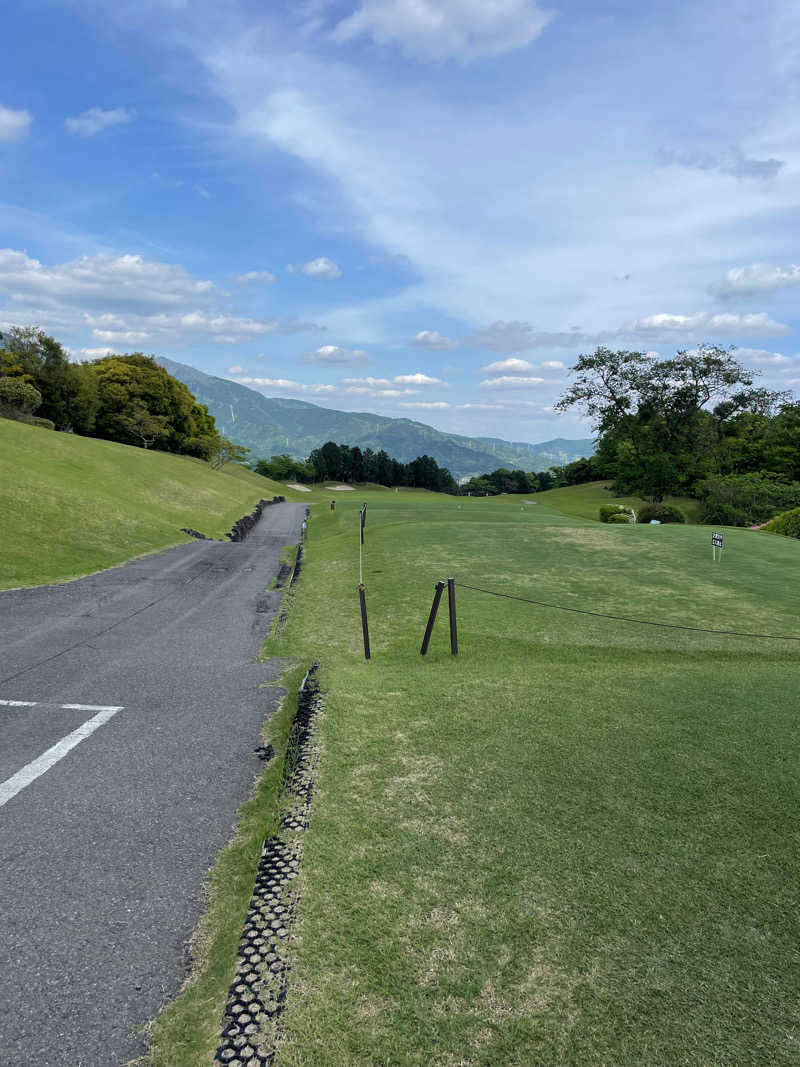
[0,700,124,712]
[0,706,123,808]
[60,703,124,712]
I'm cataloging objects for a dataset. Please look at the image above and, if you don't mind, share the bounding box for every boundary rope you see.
[455,582,800,642]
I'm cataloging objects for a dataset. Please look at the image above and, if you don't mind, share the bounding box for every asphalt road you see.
[0,502,307,1067]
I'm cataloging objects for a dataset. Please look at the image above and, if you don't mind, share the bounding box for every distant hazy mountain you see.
[158,357,595,479]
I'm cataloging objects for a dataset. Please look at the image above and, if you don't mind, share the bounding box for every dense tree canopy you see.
[558,345,789,502]
[0,326,99,432]
[90,353,220,458]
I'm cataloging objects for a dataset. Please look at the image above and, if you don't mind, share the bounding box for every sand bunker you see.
[328,484,355,491]
[286,483,311,492]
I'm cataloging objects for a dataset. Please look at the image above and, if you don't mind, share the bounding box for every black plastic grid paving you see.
[213,665,322,1067]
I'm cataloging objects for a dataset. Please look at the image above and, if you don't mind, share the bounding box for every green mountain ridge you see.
[157,357,595,479]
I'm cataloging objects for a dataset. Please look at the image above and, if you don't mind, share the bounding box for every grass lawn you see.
[534,480,703,524]
[0,417,307,589]
[262,491,800,1065]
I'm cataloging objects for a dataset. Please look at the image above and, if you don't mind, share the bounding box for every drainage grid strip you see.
[214,664,322,1067]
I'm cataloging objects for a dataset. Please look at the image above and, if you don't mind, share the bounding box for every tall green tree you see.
[557,345,785,500]
[91,353,220,457]
[0,326,99,432]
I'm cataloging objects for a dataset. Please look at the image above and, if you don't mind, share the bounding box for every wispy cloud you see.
[712,263,800,299]
[299,344,369,364]
[235,269,276,285]
[331,0,553,62]
[288,256,342,279]
[480,375,545,389]
[65,107,134,138]
[657,146,784,182]
[412,330,459,350]
[0,103,32,142]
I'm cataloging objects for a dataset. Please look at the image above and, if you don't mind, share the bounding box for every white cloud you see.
[541,360,565,369]
[733,347,794,365]
[300,344,369,364]
[629,311,790,338]
[236,269,276,284]
[64,107,134,138]
[227,364,246,373]
[482,357,536,373]
[412,330,459,350]
[79,346,118,358]
[0,104,32,142]
[0,249,216,309]
[288,256,342,279]
[393,372,446,385]
[713,263,800,298]
[231,374,417,398]
[480,375,545,389]
[398,401,451,408]
[460,402,506,410]
[332,0,553,62]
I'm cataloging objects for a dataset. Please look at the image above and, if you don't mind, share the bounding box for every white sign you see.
[712,532,723,547]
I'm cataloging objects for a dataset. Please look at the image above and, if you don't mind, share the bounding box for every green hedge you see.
[637,503,686,524]
[599,504,633,523]
[763,508,800,539]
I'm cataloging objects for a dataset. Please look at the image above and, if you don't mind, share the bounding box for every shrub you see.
[599,504,633,523]
[606,512,632,524]
[764,508,800,539]
[637,502,686,524]
[28,415,55,430]
[697,473,800,527]
[0,376,42,413]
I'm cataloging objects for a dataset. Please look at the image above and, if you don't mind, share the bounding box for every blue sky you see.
[2,0,799,444]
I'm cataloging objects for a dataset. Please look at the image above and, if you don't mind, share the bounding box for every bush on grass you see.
[763,508,800,539]
[606,512,632,524]
[697,472,800,527]
[638,503,686,524]
[599,504,633,523]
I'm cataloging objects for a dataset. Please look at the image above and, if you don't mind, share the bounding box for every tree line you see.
[255,442,458,493]
[557,344,800,525]
[0,327,246,466]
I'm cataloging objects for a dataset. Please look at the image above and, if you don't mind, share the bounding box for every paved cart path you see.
[0,503,306,1067]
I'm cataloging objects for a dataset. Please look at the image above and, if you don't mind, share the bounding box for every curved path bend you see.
[0,502,306,1066]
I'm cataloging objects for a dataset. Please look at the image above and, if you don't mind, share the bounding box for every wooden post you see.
[447,577,458,655]
[420,581,445,655]
[358,583,371,660]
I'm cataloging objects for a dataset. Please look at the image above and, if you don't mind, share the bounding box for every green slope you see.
[157,357,595,478]
[0,418,297,589]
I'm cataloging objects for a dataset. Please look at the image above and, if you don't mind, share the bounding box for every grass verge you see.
[265,490,800,1065]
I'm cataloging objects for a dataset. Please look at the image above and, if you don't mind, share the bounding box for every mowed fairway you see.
[272,492,800,1065]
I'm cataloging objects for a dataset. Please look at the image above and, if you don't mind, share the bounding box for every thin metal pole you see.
[358,583,371,660]
[447,577,458,655]
[360,506,365,545]
[420,581,445,655]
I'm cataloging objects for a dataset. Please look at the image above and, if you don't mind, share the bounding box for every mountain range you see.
[158,357,595,479]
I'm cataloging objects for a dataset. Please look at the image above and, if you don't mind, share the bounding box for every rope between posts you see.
[455,582,800,642]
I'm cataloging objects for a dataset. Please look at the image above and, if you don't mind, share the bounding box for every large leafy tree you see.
[91,353,220,456]
[557,345,786,500]
[0,326,99,432]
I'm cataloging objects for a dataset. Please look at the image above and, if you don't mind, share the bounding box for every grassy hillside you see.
[534,480,703,523]
[0,418,298,589]
[157,357,594,477]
